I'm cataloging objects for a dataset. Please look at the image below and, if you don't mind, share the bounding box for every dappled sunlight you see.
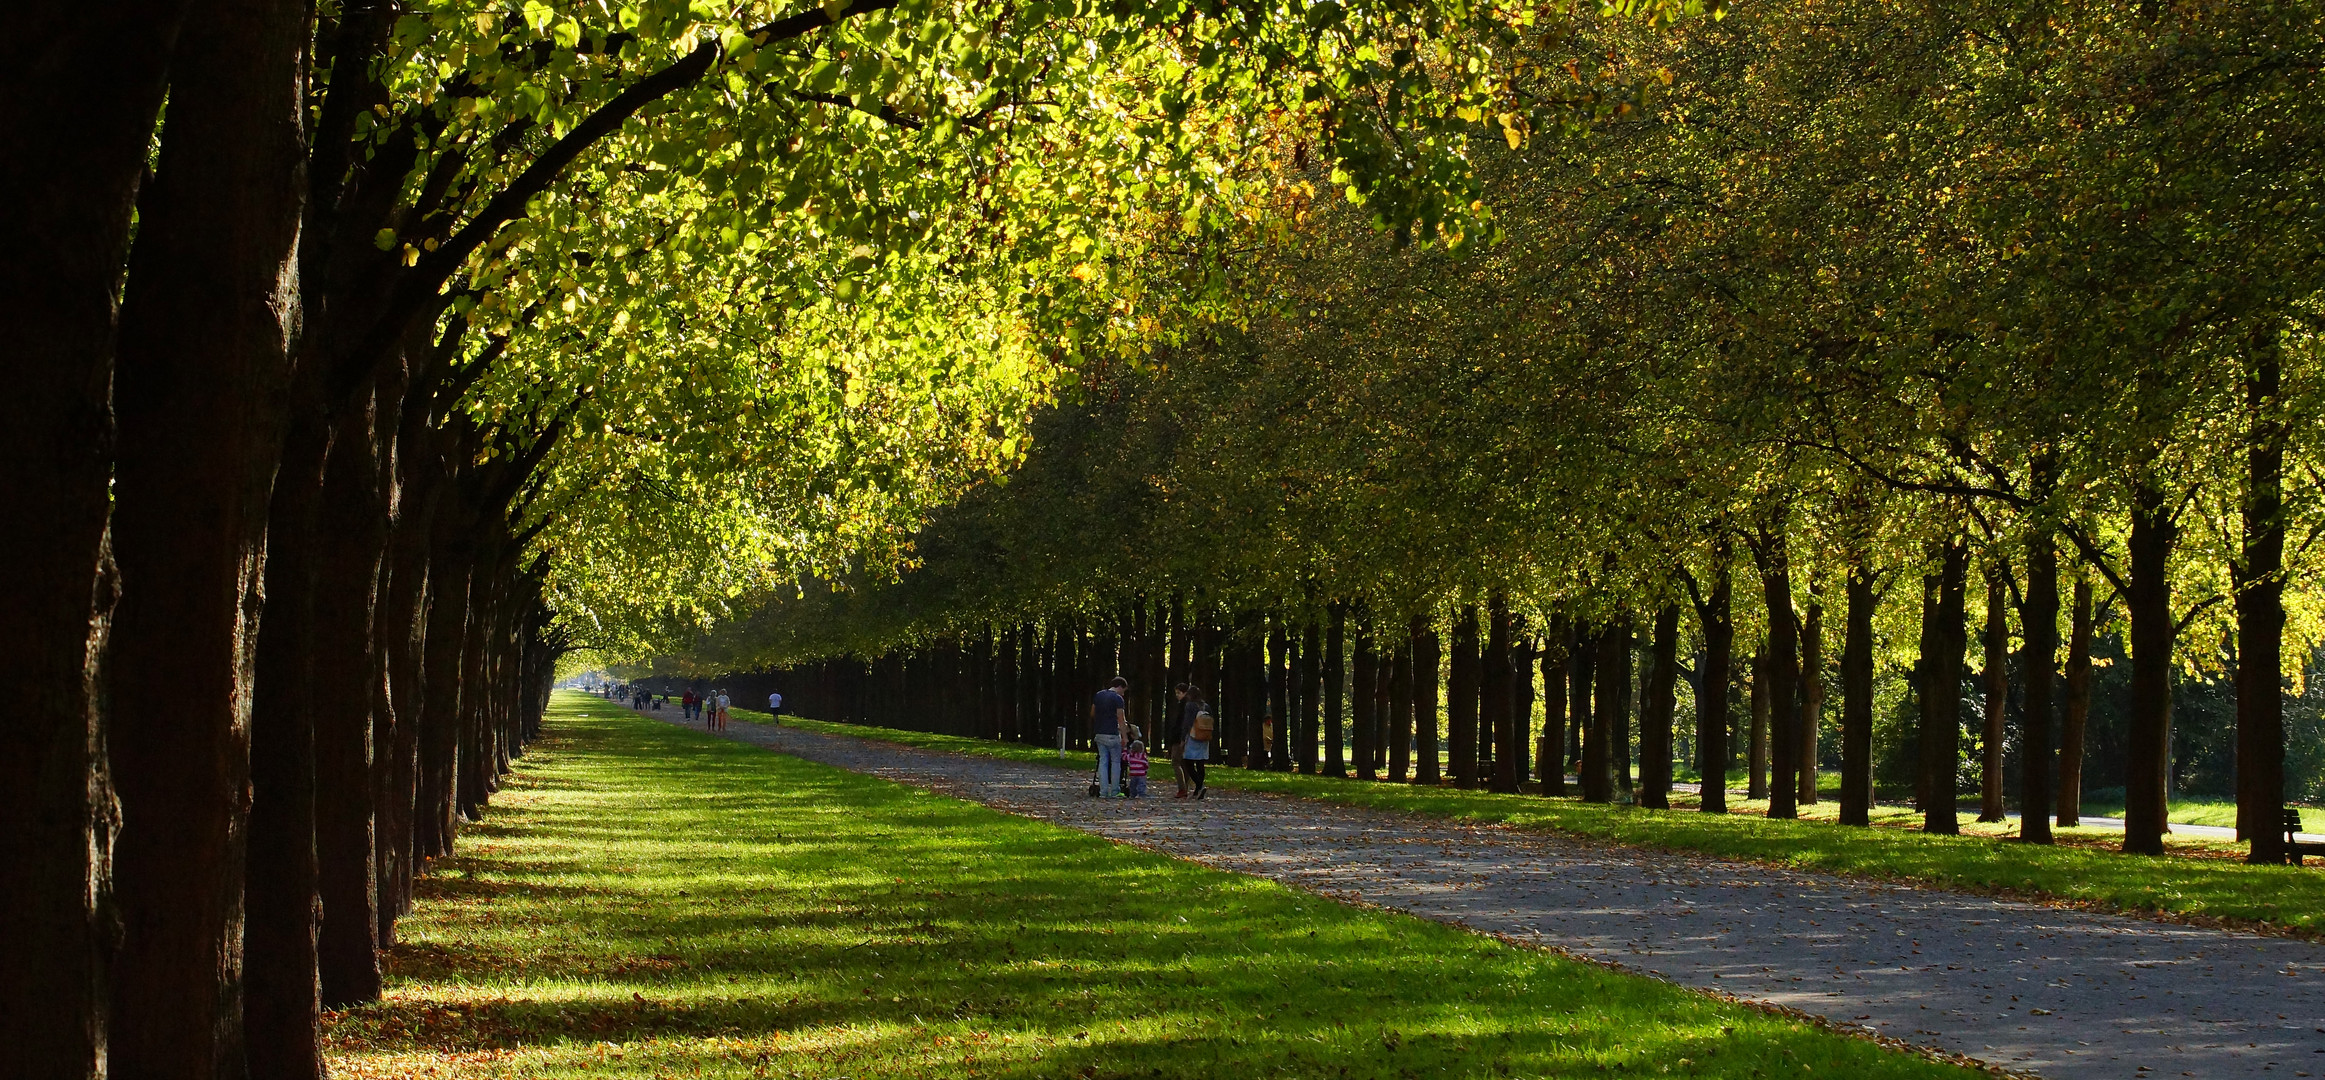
[328,694,1978,1079]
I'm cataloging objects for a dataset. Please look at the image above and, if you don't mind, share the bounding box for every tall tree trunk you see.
[1641,605,1679,809]
[104,0,305,1064]
[2020,531,2058,845]
[244,415,330,1080]
[1510,634,1535,792]
[1840,561,1877,826]
[2124,485,2179,855]
[1583,619,1625,803]
[314,385,388,1008]
[414,538,471,859]
[1449,604,1480,789]
[1755,520,1799,820]
[1567,619,1594,798]
[1921,538,1968,836]
[1387,632,1411,782]
[1413,617,1441,785]
[2057,578,2094,828]
[1694,559,1732,814]
[0,1,184,1071]
[2239,332,2287,863]
[1747,652,1768,800]
[1484,596,1515,793]
[1798,598,1823,805]
[1325,605,1347,777]
[1979,570,2009,823]
[1615,625,1633,798]
[1270,617,1293,771]
[1539,618,1568,797]
[1353,619,1377,781]
[376,514,429,936]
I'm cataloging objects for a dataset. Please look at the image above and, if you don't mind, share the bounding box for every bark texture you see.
[1839,564,1876,826]
[2058,579,2094,828]
[2123,486,2178,856]
[1694,567,1732,815]
[0,2,184,1071]
[2020,534,2057,845]
[103,0,306,1065]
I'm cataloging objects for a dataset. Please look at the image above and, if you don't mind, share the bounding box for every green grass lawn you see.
[2069,787,2325,832]
[327,692,1981,1079]
[749,712,2325,935]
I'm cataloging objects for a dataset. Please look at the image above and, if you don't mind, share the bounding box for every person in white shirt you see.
[713,691,730,732]
[767,690,783,724]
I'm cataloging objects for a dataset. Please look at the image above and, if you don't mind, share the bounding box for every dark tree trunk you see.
[1755,522,1799,820]
[1449,604,1480,789]
[1510,634,1535,792]
[1540,618,1568,797]
[2239,335,2287,863]
[1485,594,1515,794]
[1640,605,1679,809]
[314,385,389,1008]
[1921,538,1968,836]
[1353,620,1377,780]
[1979,571,2009,823]
[244,415,330,1080]
[1412,617,1440,785]
[414,539,471,859]
[1747,652,1768,800]
[0,1,185,1071]
[1840,563,1877,826]
[1567,619,1594,798]
[1692,559,1732,814]
[1799,598,1823,805]
[1325,605,1347,777]
[2057,578,2094,828]
[103,0,304,1063]
[2020,532,2058,845]
[376,507,430,937]
[1386,634,1408,781]
[1300,616,1323,774]
[1616,627,1634,797]
[1582,620,1624,803]
[1269,617,1292,771]
[2124,485,2178,855]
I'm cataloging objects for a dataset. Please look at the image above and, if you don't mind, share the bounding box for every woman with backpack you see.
[1176,684,1213,800]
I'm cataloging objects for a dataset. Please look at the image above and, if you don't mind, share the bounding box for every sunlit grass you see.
[326,692,1979,1078]
[763,712,2325,934]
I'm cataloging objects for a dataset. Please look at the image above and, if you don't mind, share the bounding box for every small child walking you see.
[1123,739,1150,798]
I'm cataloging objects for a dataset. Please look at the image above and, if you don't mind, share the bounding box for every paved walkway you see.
[646,710,2325,1079]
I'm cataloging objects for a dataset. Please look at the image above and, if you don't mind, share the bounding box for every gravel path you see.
[648,710,2325,1079]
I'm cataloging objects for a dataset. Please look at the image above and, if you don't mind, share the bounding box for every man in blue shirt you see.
[1092,677,1129,797]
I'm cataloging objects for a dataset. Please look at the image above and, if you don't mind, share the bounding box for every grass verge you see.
[747,711,2325,936]
[327,692,1984,1079]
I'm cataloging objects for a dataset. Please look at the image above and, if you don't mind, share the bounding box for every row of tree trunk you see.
[741,511,2291,865]
[4,5,583,1075]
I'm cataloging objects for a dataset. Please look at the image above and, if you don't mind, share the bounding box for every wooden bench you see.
[2284,809,2325,865]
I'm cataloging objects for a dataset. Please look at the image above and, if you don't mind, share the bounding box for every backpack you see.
[1189,708,1215,742]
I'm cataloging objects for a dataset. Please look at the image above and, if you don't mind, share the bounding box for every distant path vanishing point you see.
[648,709,2325,1079]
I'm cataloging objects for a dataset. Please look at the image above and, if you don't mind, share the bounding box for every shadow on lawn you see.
[327,696,1978,1080]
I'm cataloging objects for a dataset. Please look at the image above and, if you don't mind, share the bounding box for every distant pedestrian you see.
[767,689,783,724]
[682,689,697,720]
[1170,683,1198,797]
[1178,694,1213,800]
[714,690,731,731]
[1091,677,1128,797]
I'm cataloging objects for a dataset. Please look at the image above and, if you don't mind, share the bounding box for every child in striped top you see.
[1122,739,1150,798]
